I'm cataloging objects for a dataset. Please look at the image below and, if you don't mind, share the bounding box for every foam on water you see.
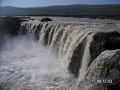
[0,35,75,90]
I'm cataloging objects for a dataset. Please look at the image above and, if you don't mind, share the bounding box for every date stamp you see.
[92,79,113,84]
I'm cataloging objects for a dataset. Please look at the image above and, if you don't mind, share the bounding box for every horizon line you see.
[1,3,120,8]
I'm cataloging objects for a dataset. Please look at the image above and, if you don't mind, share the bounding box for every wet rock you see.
[0,17,22,36]
[68,31,120,78]
[41,17,52,22]
[78,50,120,90]
[90,31,120,63]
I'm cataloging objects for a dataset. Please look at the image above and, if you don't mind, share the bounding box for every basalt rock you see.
[90,31,120,63]
[69,31,120,78]
[0,17,22,36]
[78,50,120,90]
[41,17,52,22]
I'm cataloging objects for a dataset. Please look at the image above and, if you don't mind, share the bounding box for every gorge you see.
[0,16,120,90]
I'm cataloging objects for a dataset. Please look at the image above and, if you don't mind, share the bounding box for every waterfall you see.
[20,21,97,79]
[20,20,120,81]
[1,17,120,90]
[0,35,76,90]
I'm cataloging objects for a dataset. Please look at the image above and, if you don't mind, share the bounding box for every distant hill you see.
[0,4,120,18]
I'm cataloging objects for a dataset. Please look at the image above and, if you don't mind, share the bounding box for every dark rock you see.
[41,17,52,22]
[68,31,120,78]
[89,31,120,66]
[0,17,22,36]
[78,50,120,90]
[0,17,22,51]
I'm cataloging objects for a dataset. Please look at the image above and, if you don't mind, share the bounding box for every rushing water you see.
[0,35,76,90]
[1,17,120,90]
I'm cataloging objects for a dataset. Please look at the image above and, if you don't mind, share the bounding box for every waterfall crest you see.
[20,19,120,82]
[1,17,120,90]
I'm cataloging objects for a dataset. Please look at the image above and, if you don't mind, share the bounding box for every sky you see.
[1,0,120,7]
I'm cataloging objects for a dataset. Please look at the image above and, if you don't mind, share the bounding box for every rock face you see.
[0,17,22,36]
[90,31,120,61]
[78,50,120,90]
[0,17,22,51]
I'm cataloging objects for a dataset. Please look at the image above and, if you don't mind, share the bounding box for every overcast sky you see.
[1,0,120,7]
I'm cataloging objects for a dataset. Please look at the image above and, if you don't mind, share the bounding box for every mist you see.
[0,35,75,90]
